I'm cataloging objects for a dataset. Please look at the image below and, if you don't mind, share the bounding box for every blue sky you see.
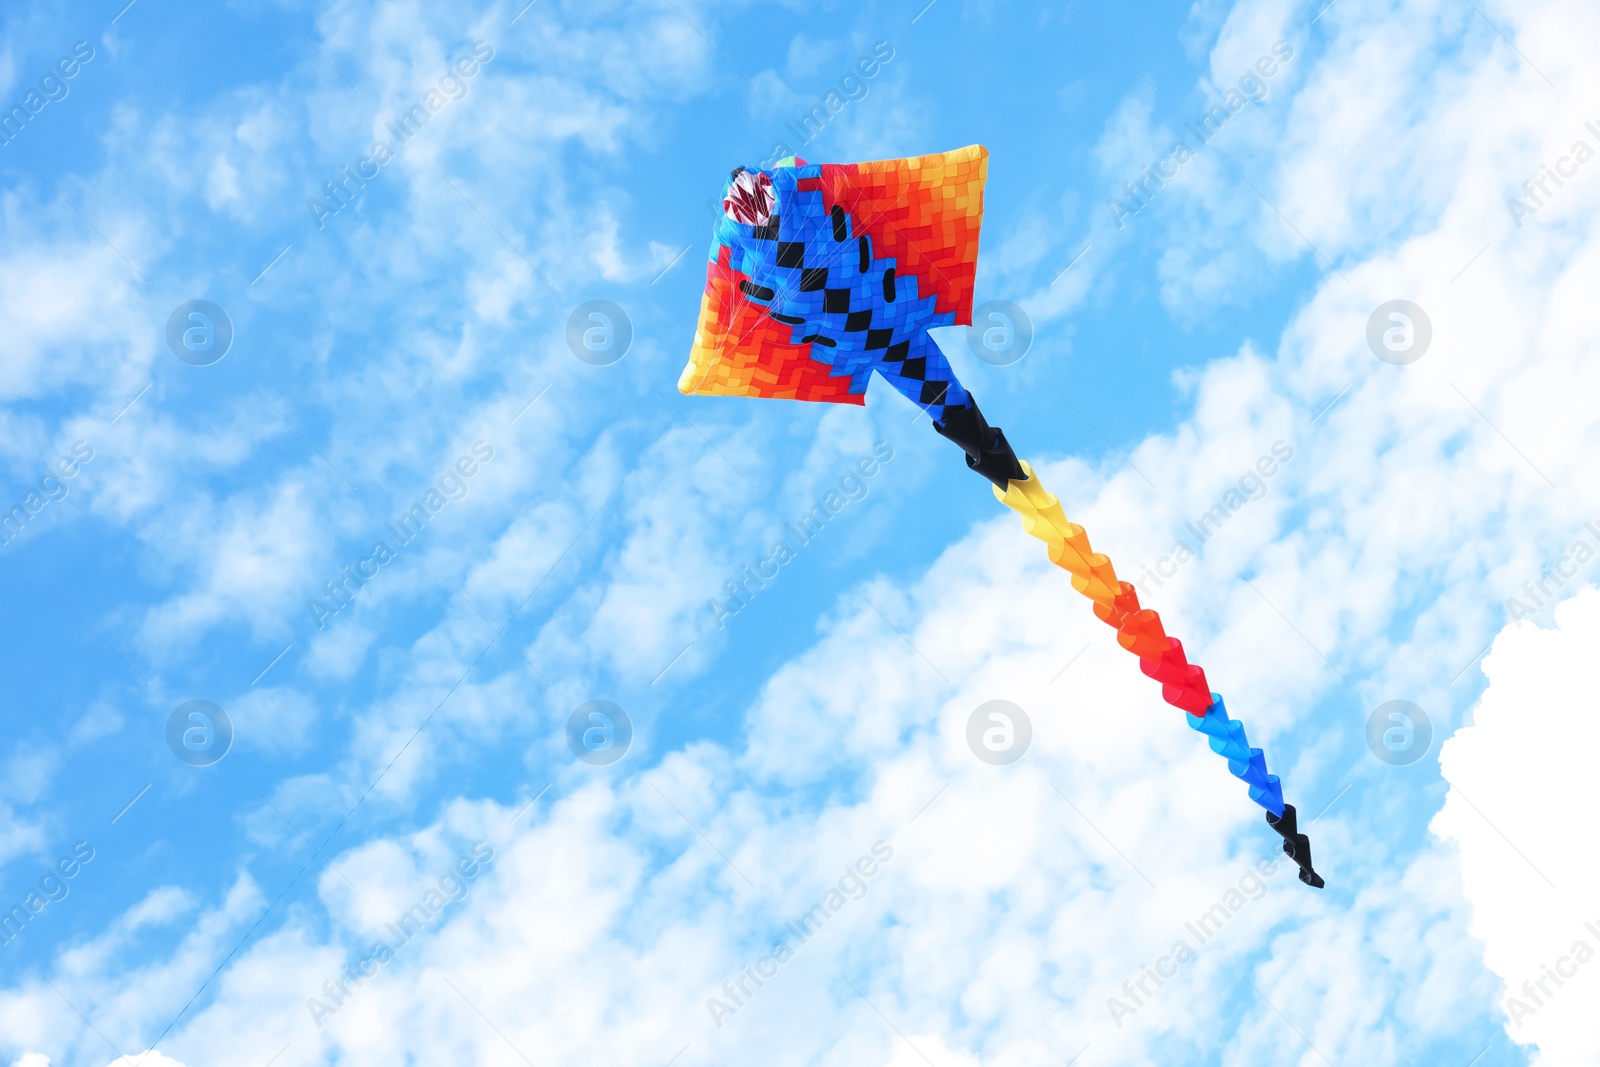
[3,0,1598,1064]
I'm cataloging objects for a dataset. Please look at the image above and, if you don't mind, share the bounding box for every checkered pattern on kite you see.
[815,145,987,320]
[678,146,987,425]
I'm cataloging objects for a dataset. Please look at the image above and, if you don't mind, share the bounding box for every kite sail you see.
[678,145,1323,888]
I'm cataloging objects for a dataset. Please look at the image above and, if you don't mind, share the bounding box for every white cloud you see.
[1434,585,1600,1064]
[0,225,151,405]
[227,687,320,758]
[0,801,47,869]
[66,700,124,748]
[137,479,327,650]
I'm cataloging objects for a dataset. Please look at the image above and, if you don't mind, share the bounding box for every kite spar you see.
[679,146,1323,888]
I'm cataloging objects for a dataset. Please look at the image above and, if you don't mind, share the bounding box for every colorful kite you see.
[679,145,1323,888]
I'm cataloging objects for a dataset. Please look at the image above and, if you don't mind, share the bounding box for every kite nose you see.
[723,168,776,226]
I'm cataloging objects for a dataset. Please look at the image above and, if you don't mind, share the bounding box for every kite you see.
[678,145,1324,889]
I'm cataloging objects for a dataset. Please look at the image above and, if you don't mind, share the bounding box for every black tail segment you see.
[1266,804,1325,888]
[934,399,1027,489]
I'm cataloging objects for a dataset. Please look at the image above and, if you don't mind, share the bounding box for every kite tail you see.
[989,458,1325,889]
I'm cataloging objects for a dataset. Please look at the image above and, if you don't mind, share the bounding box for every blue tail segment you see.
[1188,695,1324,887]
[1186,695,1285,816]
